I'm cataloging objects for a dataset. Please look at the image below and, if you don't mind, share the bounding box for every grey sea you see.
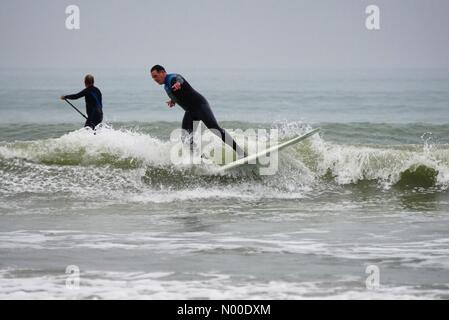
[1,68,449,299]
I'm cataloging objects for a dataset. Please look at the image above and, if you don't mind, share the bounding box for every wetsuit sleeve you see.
[166,75,185,104]
[174,74,185,85]
[65,89,87,100]
[168,74,185,88]
[167,91,177,103]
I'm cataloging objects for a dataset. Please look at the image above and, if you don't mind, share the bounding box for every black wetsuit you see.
[164,73,246,157]
[65,86,103,130]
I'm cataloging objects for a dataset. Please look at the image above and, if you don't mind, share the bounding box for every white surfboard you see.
[218,128,320,172]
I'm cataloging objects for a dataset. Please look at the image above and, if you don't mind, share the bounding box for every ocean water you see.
[1,68,449,299]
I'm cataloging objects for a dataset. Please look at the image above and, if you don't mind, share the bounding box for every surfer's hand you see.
[166,100,175,108]
[60,95,66,100]
[172,82,181,91]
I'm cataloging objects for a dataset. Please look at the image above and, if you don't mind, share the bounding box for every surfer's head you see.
[84,74,94,87]
[150,65,166,85]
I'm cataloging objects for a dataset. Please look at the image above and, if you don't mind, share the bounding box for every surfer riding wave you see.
[150,65,247,159]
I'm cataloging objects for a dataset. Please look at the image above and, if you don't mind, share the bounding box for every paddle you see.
[63,99,87,119]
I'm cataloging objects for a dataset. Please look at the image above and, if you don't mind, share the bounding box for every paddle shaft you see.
[64,99,88,120]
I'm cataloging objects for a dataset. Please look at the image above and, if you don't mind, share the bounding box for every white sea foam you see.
[0,268,447,300]
[0,125,172,166]
[2,230,449,269]
[1,123,449,192]
[308,133,449,187]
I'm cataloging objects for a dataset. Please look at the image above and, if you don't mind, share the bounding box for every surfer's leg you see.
[181,111,194,149]
[197,102,247,158]
[92,112,103,128]
[96,112,103,126]
[85,112,103,131]
[84,118,95,130]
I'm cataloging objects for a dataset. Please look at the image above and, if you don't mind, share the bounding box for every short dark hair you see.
[150,65,165,73]
[84,74,94,86]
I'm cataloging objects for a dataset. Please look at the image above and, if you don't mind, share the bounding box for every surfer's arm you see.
[171,74,184,92]
[165,89,177,107]
[63,89,87,100]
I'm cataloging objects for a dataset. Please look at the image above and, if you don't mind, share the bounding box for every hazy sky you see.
[1,0,448,69]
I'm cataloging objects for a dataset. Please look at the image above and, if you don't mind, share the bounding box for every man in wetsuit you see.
[60,74,103,130]
[150,65,247,158]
